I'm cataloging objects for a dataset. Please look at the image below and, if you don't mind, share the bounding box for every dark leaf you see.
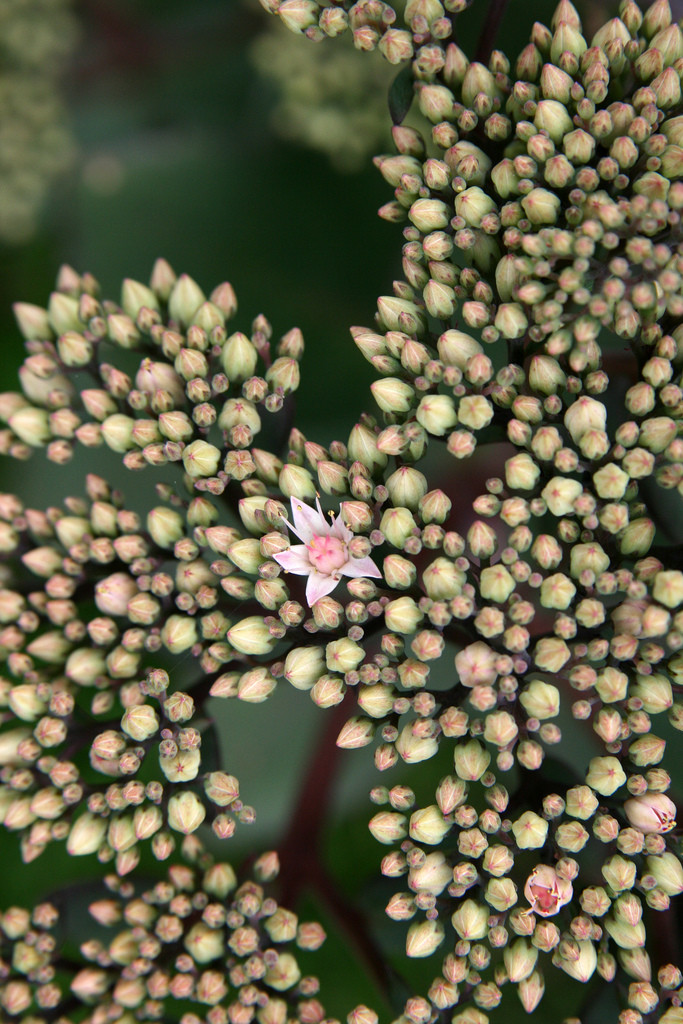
[388,64,414,126]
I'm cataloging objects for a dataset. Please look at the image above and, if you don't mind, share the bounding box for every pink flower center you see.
[307,535,347,574]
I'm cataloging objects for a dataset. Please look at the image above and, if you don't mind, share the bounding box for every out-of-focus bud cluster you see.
[0,837,328,1024]
[251,19,396,170]
[259,0,683,1019]
[0,0,77,243]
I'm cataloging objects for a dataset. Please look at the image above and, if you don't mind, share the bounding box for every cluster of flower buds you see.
[0,836,328,1024]
[0,0,682,1019]
[0,0,76,243]
[254,0,683,1019]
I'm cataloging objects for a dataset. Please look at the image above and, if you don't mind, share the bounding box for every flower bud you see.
[385,596,423,634]
[371,377,415,414]
[512,811,548,849]
[405,919,445,958]
[121,704,159,741]
[284,646,325,690]
[161,615,198,654]
[416,394,457,436]
[522,188,561,224]
[67,812,107,856]
[409,804,450,844]
[326,637,364,673]
[368,811,407,845]
[455,187,497,228]
[167,791,205,834]
[228,616,275,655]
[454,739,491,780]
[586,756,626,796]
[452,899,488,940]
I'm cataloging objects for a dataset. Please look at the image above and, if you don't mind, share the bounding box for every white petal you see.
[273,545,313,576]
[306,571,340,605]
[340,556,383,579]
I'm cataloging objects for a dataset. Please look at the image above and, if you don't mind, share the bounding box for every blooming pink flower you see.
[273,497,381,605]
[624,793,677,835]
[524,864,573,917]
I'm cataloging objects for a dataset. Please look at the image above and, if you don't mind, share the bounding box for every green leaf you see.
[389,64,414,125]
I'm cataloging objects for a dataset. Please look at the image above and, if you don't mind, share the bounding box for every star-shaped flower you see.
[273,496,382,606]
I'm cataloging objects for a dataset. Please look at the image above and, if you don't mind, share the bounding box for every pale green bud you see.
[204,772,240,807]
[161,615,198,654]
[184,921,224,962]
[380,507,417,548]
[519,680,559,719]
[237,667,274,700]
[121,278,159,319]
[384,596,423,634]
[454,186,497,228]
[565,785,599,820]
[494,302,528,339]
[383,554,417,589]
[66,647,107,685]
[147,506,184,548]
[67,813,107,856]
[554,939,596,983]
[227,538,262,574]
[121,704,159,742]
[377,296,426,335]
[541,476,582,515]
[8,685,47,722]
[416,394,457,435]
[653,570,683,609]
[437,328,482,368]
[405,919,445,958]
[534,99,574,142]
[457,394,494,430]
[512,811,548,849]
[48,292,81,335]
[266,357,300,394]
[167,791,205,834]
[278,0,319,33]
[423,279,455,319]
[454,739,490,780]
[462,62,497,107]
[645,852,683,895]
[183,440,221,478]
[505,452,540,490]
[57,331,93,367]
[228,616,275,655]
[395,726,439,763]
[337,716,375,749]
[347,423,387,472]
[386,466,427,509]
[368,811,407,844]
[168,274,205,327]
[549,22,587,63]
[604,917,646,949]
[422,557,464,599]
[371,377,415,414]
[479,564,515,603]
[326,637,364,673]
[218,397,261,433]
[9,407,50,447]
[522,188,561,224]
[504,939,538,983]
[409,805,450,844]
[278,464,316,500]
[219,332,257,381]
[284,646,325,690]
[13,302,51,341]
[452,899,488,940]
[585,756,626,796]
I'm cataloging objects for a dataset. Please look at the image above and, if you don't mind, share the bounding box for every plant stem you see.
[475,0,511,64]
